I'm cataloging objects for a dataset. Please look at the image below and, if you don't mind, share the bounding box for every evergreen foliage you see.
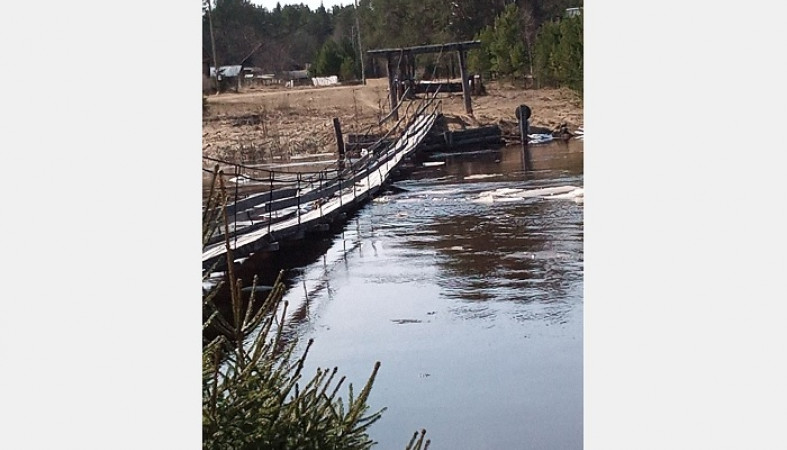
[202,168,387,449]
[465,3,582,91]
[493,4,527,76]
[312,39,344,77]
[202,0,582,90]
[467,25,493,79]
[533,15,582,91]
[311,37,360,80]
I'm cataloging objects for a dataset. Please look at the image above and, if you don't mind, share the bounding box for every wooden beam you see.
[397,53,406,100]
[333,118,345,158]
[516,105,532,170]
[367,40,481,57]
[386,53,398,120]
[457,50,472,115]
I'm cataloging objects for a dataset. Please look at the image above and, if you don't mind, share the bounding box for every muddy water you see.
[282,139,583,449]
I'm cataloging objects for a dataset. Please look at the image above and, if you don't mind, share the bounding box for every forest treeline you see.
[202,0,582,90]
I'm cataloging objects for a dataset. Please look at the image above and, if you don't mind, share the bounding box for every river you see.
[277,139,583,449]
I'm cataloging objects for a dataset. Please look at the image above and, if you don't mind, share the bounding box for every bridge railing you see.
[202,93,443,254]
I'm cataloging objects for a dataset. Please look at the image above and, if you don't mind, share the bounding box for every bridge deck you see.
[202,106,439,271]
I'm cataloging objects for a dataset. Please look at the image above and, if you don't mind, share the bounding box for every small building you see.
[280,69,311,88]
[210,65,243,92]
[565,7,582,18]
[240,66,269,88]
[257,74,280,86]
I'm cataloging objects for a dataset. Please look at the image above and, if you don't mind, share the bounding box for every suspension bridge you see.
[202,96,441,272]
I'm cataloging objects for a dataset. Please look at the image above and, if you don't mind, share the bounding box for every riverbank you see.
[202,78,583,163]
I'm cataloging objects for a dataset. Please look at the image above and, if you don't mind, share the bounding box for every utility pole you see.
[205,0,220,95]
[354,0,365,85]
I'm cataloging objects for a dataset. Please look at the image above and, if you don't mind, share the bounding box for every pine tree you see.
[312,39,344,77]
[468,3,530,81]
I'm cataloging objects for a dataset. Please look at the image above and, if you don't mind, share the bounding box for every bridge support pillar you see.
[516,104,532,170]
[333,117,345,158]
[457,48,473,115]
[386,53,399,120]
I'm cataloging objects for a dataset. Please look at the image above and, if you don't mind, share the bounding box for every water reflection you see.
[271,141,583,450]
[369,174,583,326]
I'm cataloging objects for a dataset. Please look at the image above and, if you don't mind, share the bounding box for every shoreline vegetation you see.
[203,78,583,165]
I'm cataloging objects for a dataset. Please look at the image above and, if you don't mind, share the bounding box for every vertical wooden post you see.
[517,105,532,170]
[397,53,405,102]
[206,0,220,95]
[333,117,345,168]
[354,0,365,85]
[457,48,472,114]
[296,172,302,226]
[386,53,398,120]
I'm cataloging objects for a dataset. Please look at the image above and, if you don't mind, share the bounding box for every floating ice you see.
[464,174,498,181]
[472,185,584,204]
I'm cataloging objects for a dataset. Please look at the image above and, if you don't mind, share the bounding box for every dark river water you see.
[276,139,583,449]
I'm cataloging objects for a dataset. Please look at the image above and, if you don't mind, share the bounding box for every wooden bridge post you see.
[333,117,346,171]
[397,53,405,104]
[516,104,532,170]
[333,117,345,157]
[386,53,399,120]
[296,172,302,226]
[457,48,473,115]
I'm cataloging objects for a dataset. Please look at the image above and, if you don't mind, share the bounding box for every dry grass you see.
[203,78,583,163]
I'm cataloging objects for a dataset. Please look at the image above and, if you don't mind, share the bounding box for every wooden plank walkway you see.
[202,105,440,271]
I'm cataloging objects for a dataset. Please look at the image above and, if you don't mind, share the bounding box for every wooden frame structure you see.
[367,40,481,119]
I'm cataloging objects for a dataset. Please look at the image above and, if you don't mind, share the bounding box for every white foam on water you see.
[544,187,584,200]
[473,185,584,204]
[492,196,525,203]
[394,198,421,204]
[419,188,463,197]
[471,194,496,204]
[464,174,498,180]
[492,187,524,196]
[522,186,579,197]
